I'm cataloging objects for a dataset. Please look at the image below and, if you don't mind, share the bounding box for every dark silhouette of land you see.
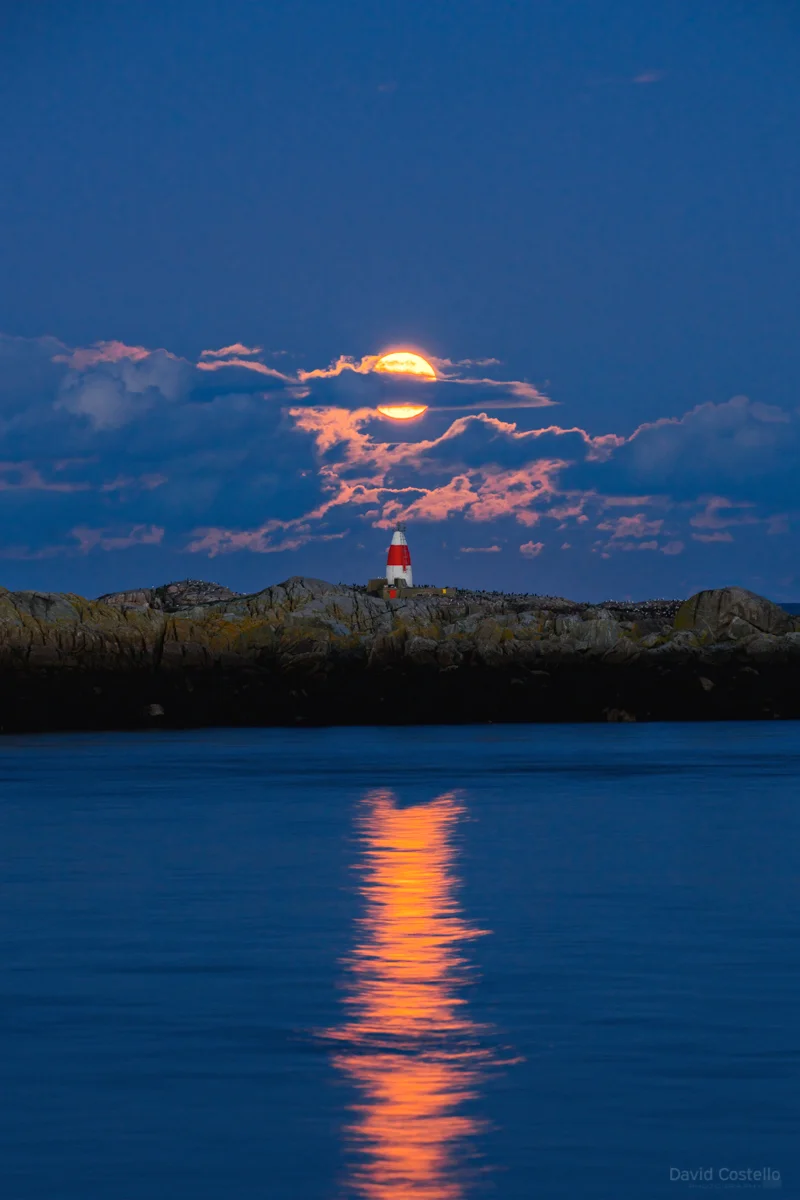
[1,578,798,731]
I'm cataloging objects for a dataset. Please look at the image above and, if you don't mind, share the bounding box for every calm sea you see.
[2,724,799,1199]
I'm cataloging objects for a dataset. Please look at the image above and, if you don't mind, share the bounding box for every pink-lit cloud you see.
[284,408,623,539]
[691,531,734,543]
[1,523,165,560]
[297,354,384,381]
[195,357,289,378]
[601,494,662,507]
[71,524,165,554]
[186,523,346,557]
[598,513,664,539]
[0,462,91,492]
[56,345,191,429]
[546,497,591,526]
[377,475,479,526]
[689,495,758,531]
[52,340,154,370]
[613,539,660,552]
[433,356,502,369]
[767,514,790,536]
[520,541,544,557]
[4,331,798,588]
[296,352,554,409]
[200,344,263,358]
[0,462,168,496]
[100,473,167,493]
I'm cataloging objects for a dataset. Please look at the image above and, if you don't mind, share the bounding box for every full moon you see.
[375,404,429,421]
[374,350,435,419]
[374,351,436,378]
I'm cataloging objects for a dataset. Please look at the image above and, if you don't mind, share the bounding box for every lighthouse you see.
[386,523,413,587]
[366,524,451,598]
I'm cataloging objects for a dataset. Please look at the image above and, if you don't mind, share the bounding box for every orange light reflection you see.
[331,789,490,1199]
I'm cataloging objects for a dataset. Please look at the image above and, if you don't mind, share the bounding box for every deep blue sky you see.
[1,1,799,600]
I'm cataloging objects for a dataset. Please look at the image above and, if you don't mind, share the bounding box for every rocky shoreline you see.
[1,577,798,731]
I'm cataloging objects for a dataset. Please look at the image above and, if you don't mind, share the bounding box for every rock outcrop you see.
[98,578,241,612]
[674,586,792,640]
[0,579,797,730]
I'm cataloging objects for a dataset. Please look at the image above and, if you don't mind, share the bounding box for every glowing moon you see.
[374,351,434,419]
[376,404,429,420]
[374,351,436,378]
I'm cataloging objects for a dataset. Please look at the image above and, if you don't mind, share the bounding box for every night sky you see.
[1,1,799,600]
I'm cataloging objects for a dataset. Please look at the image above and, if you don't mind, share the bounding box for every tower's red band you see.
[387,545,411,567]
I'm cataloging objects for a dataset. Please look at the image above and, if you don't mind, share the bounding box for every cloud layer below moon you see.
[1,332,798,600]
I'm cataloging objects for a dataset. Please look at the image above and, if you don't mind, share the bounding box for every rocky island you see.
[1,577,798,731]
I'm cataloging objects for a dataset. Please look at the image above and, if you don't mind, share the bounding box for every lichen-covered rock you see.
[675,587,791,640]
[99,579,241,611]
[574,618,621,652]
[3,591,83,622]
[554,614,582,637]
[94,587,156,610]
[653,630,702,654]
[405,636,439,665]
[0,574,794,688]
[744,635,783,658]
[435,641,463,668]
[726,616,760,641]
[475,617,507,646]
[1,574,799,729]
[603,636,640,662]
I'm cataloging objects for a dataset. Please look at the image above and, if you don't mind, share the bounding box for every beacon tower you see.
[386,523,413,587]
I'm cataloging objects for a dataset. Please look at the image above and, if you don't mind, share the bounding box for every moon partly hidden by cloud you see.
[375,351,435,420]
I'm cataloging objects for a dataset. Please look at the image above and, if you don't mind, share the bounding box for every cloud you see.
[606,396,798,499]
[613,539,659,552]
[0,523,165,560]
[633,70,665,84]
[597,513,664,539]
[195,358,289,379]
[186,524,346,557]
[53,340,153,369]
[100,473,167,493]
[434,357,502,369]
[56,348,191,430]
[767,515,789,536]
[200,344,263,358]
[0,461,91,493]
[297,352,554,411]
[0,331,798,596]
[689,495,758,532]
[71,524,165,553]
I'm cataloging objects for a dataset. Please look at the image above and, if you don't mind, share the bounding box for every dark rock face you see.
[99,579,241,612]
[0,579,798,731]
[675,586,793,640]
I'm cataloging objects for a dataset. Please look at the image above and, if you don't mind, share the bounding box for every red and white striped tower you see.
[386,522,413,587]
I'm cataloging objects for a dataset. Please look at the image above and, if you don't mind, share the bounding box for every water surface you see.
[2,724,799,1197]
